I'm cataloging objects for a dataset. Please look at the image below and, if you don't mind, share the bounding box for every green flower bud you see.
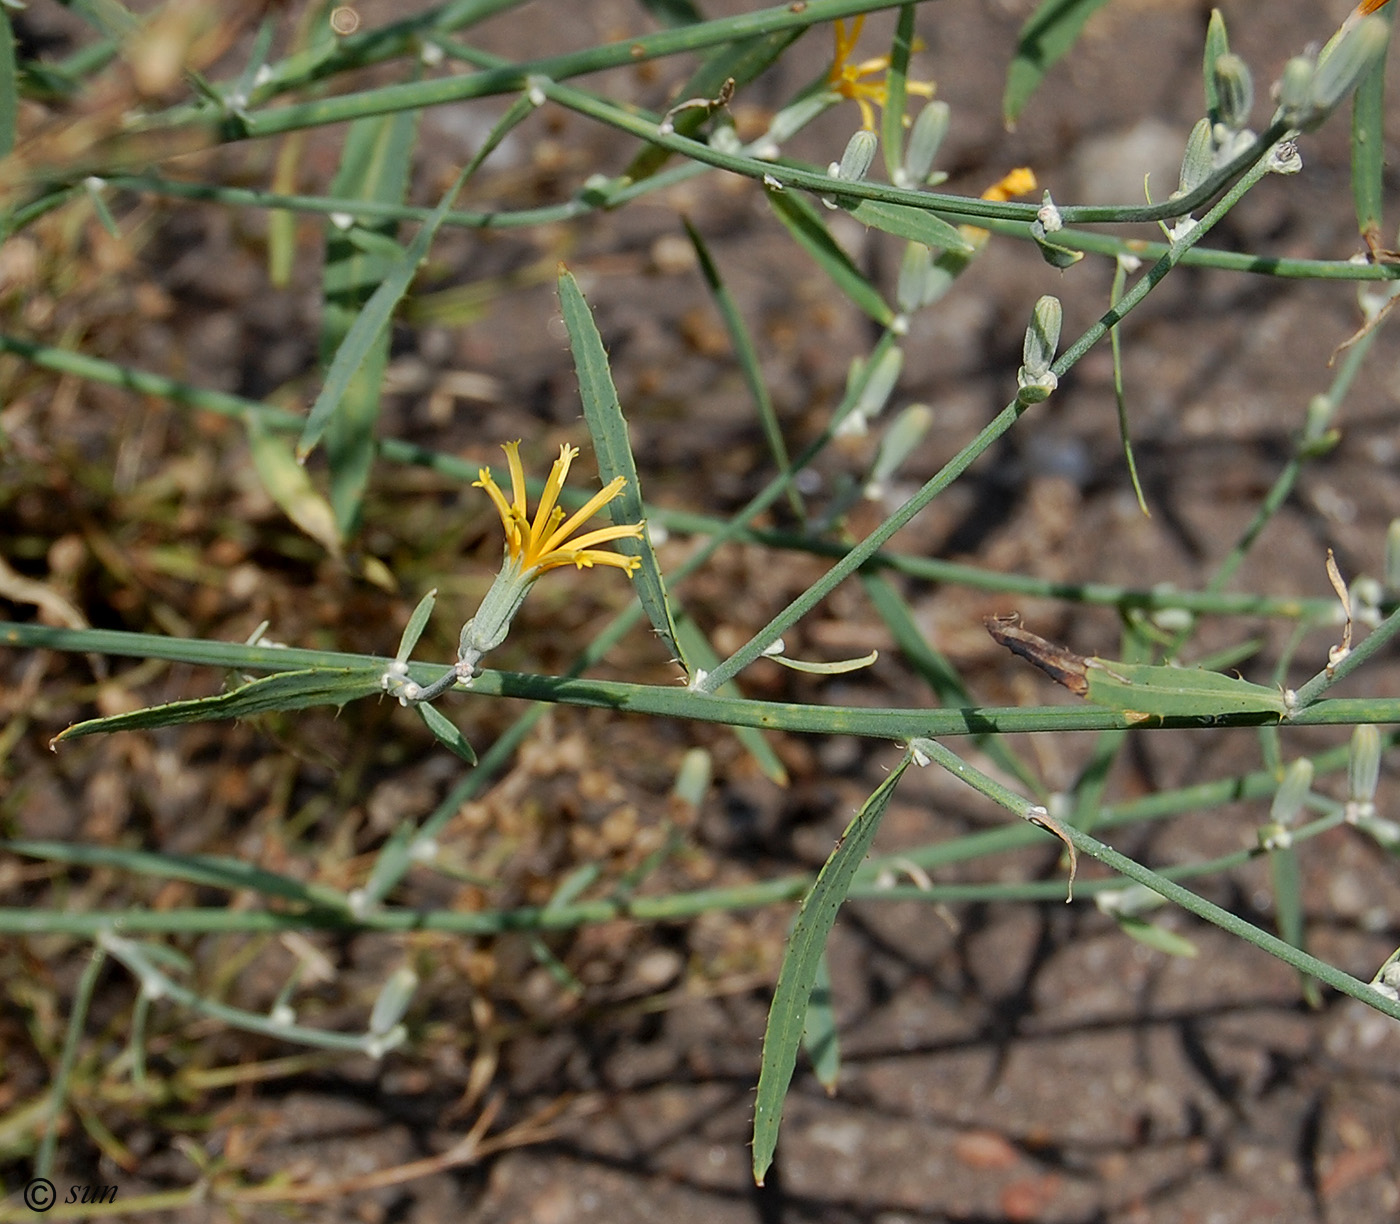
[1269,757,1314,827]
[1212,52,1254,131]
[842,345,904,435]
[1303,16,1389,131]
[837,129,879,183]
[1176,117,1215,197]
[1275,55,1315,120]
[1021,294,1062,379]
[897,242,933,315]
[1095,883,1168,918]
[1347,725,1382,822]
[901,100,950,186]
[866,403,934,500]
[369,966,418,1037]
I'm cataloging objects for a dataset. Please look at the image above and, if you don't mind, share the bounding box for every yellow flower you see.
[979,167,1037,203]
[960,167,1038,247]
[828,16,936,132]
[474,440,644,576]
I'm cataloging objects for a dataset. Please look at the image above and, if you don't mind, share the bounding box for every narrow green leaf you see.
[1268,836,1322,1006]
[772,649,878,675]
[1202,9,1230,128]
[683,218,802,520]
[803,950,841,1094]
[416,700,479,765]
[1114,914,1199,958]
[396,588,438,662]
[1003,0,1113,128]
[318,101,422,535]
[230,15,277,114]
[83,177,121,238]
[545,863,600,913]
[765,187,894,325]
[635,0,703,26]
[753,752,911,1184]
[1351,2,1393,247]
[1109,257,1149,515]
[246,414,343,558]
[59,0,137,41]
[675,613,787,785]
[53,667,386,742]
[879,6,917,182]
[463,88,540,182]
[268,4,337,288]
[1085,659,1289,719]
[337,226,410,261]
[3,840,345,908]
[557,268,685,671]
[299,158,469,468]
[0,9,18,159]
[843,198,972,253]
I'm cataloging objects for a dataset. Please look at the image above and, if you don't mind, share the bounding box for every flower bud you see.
[1346,725,1382,822]
[866,403,933,500]
[1269,758,1314,827]
[1212,52,1254,131]
[1274,55,1315,121]
[897,242,932,315]
[837,129,879,183]
[1302,16,1389,131]
[840,346,904,435]
[369,966,419,1037]
[1021,294,1062,379]
[901,100,950,186]
[1095,883,1168,918]
[1176,117,1215,197]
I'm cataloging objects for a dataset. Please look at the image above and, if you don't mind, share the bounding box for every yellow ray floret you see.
[474,441,644,575]
[828,16,936,131]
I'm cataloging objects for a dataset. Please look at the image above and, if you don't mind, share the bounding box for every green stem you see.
[95,173,1400,280]
[6,621,1399,737]
[37,947,107,1180]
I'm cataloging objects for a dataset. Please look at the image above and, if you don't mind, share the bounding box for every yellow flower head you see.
[828,16,936,132]
[980,167,1038,203]
[474,440,644,576]
[958,167,1039,248]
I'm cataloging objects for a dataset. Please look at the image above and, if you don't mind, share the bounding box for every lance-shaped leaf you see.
[1003,0,1113,127]
[53,667,386,743]
[843,199,972,253]
[298,160,471,465]
[558,268,684,672]
[753,752,912,1184]
[319,101,421,535]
